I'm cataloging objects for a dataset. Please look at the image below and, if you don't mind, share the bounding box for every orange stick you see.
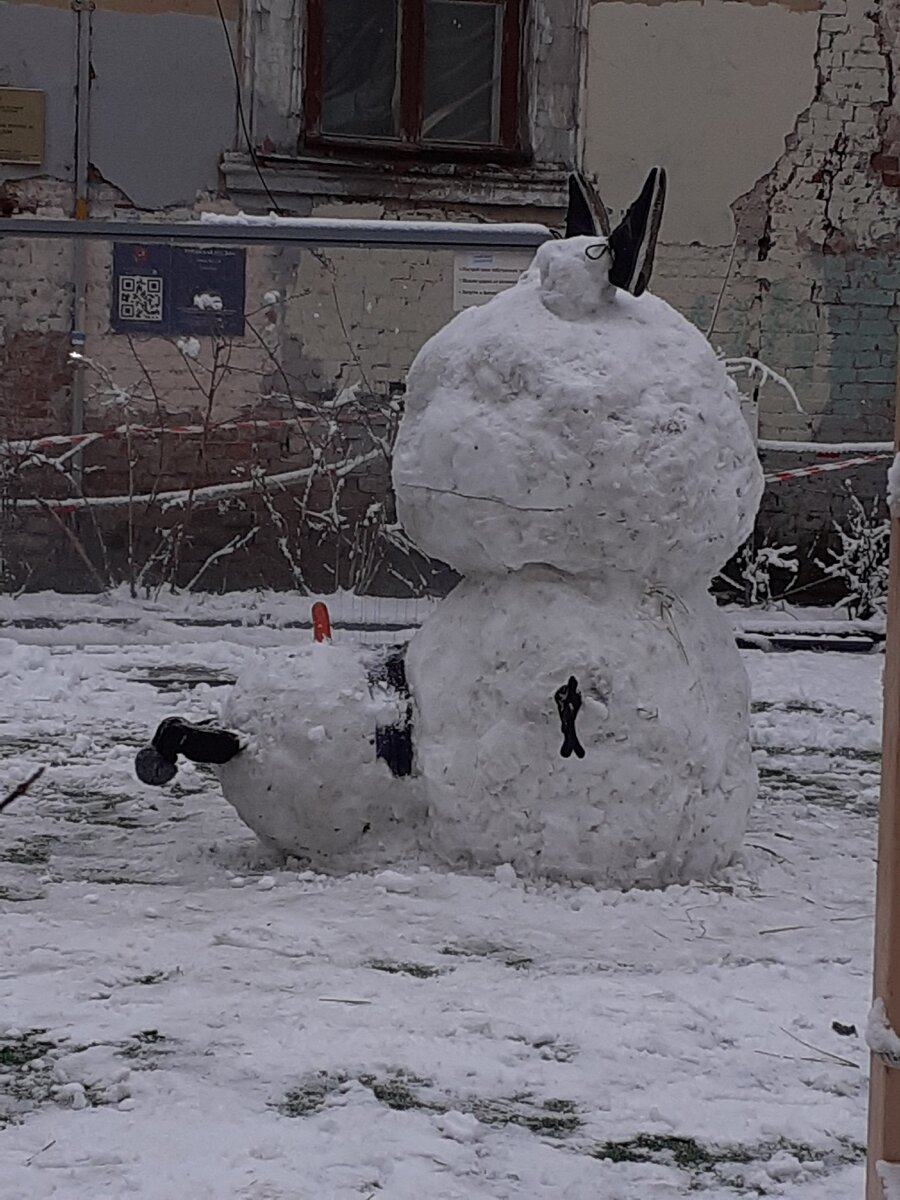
[312,602,332,643]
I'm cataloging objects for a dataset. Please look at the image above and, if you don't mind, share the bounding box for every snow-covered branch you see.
[183,527,259,592]
[724,357,804,414]
[9,449,382,514]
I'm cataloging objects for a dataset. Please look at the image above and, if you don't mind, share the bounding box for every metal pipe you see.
[0,216,554,251]
[70,0,93,488]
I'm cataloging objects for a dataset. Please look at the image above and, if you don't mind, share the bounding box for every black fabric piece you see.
[555,676,586,760]
[368,645,414,778]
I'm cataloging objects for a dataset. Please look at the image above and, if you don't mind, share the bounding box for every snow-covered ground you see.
[0,598,880,1199]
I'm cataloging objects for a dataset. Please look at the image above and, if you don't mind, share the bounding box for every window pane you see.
[423,1,502,144]
[321,0,399,138]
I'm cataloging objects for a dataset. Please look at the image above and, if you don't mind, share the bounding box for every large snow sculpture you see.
[392,225,763,888]
[135,171,763,889]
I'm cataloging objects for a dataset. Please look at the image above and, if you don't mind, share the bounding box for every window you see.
[304,0,524,153]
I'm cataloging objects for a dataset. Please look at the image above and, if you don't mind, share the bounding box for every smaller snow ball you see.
[216,643,415,866]
[393,236,762,583]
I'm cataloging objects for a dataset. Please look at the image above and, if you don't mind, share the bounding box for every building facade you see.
[0,0,897,593]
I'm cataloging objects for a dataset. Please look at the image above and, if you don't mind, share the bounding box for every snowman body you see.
[393,236,763,887]
[215,643,422,866]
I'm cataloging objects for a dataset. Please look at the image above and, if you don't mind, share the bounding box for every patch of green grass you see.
[358,1071,434,1111]
[590,1132,865,1183]
[0,1030,56,1070]
[473,1095,581,1136]
[367,959,444,979]
[275,1071,348,1117]
[0,886,42,902]
[594,1133,723,1170]
[439,943,533,969]
[0,836,56,865]
[752,700,824,715]
[0,1030,67,1128]
[755,746,879,763]
[275,1068,581,1141]
[118,1029,171,1068]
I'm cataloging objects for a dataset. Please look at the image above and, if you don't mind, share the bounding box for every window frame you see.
[303,0,525,160]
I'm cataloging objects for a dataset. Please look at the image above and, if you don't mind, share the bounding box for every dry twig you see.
[0,767,45,814]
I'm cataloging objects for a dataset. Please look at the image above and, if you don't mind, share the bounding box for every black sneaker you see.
[608,167,667,297]
[564,172,610,239]
[154,716,243,765]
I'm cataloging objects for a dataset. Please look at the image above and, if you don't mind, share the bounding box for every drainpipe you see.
[71,0,93,487]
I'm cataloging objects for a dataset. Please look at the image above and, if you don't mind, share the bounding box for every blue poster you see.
[111,243,171,334]
[111,244,245,337]
[171,246,246,338]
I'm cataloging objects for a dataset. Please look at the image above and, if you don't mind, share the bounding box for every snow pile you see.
[0,638,88,705]
[216,643,420,865]
[395,236,763,887]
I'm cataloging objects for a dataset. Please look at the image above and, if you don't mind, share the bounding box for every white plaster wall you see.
[584,0,819,244]
[91,10,238,209]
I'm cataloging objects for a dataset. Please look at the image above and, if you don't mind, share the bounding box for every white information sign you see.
[452,250,534,311]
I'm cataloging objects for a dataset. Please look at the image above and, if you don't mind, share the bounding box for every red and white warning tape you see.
[3,416,312,456]
[763,453,891,483]
[4,424,893,486]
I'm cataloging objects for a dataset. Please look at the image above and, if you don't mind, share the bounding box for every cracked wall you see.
[0,2,237,207]
[586,0,900,567]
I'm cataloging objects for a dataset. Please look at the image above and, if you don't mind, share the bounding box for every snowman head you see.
[392,172,762,586]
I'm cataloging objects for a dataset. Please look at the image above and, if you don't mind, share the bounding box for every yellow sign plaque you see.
[0,88,45,165]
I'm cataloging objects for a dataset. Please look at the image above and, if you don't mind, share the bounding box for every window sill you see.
[221,151,567,219]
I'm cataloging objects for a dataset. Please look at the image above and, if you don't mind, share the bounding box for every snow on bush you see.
[817,483,889,620]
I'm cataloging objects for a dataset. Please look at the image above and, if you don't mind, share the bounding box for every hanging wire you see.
[214,0,285,216]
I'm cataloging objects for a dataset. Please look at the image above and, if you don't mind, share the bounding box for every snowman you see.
[389,169,763,887]
[135,171,763,888]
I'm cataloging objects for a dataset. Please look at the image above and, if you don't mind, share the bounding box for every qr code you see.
[118,275,163,322]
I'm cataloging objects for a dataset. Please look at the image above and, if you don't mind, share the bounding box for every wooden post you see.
[866,349,900,1199]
